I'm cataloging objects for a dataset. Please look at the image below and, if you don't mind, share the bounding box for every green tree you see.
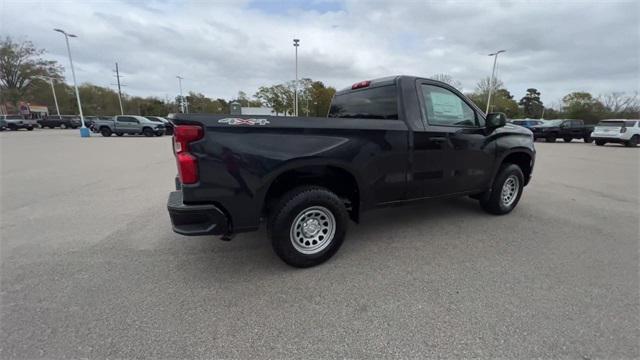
[562,92,606,123]
[519,88,544,118]
[0,37,63,106]
[468,77,518,117]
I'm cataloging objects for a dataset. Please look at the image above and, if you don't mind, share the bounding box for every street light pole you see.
[54,28,88,137]
[486,49,505,114]
[34,76,61,117]
[293,38,300,116]
[176,76,185,113]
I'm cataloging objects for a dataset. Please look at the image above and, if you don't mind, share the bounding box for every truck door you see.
[411,81,495,197]
[116,116,136,132]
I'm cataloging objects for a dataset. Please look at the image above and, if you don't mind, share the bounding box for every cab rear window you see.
[328,85,398,120]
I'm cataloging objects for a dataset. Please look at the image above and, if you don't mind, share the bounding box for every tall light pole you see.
[54,28,89,137]
[176,75,185,113]
[33,76,61,117]
[293,38,300,116]
[486,49,506,114]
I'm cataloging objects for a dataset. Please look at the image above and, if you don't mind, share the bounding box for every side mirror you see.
[486,112,507,128]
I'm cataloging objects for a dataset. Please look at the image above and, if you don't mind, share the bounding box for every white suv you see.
[591,119,640,147]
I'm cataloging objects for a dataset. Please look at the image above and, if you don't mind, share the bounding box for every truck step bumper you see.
[167,191,229,236]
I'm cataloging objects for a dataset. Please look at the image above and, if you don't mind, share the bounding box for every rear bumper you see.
[591,133,628,142]
[167,191,229,236]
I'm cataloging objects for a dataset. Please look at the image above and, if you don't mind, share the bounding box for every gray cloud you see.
[3,0,638,106]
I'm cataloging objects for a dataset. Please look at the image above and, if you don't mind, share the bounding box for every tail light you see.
[620,127,627,133]
[173,125,203,184]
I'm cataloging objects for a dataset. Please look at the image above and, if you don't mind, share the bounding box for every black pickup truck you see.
[529,119,593,142]
[167,75,535,267]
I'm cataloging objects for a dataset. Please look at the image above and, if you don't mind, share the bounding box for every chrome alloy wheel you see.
[501,175,520,207]
[290,206,336,254]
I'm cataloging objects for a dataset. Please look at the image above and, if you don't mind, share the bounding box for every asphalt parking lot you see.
[1,129,638,359]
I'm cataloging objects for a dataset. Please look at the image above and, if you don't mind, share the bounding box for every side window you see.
[421,84,478,127]
[624,120,637,127]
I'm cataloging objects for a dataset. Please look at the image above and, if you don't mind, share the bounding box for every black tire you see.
[268,186,348,268]
[479,164,525,215]
[143,128,154,137]
[116,132,124,137]
[584,137,593,143]
[595,140,605,146]
[546,134,557,142]
[625,135,639,147]
[563,137,572,143]
[48,126,55,129]
[155,131,164,136]
[27,127,34,131]
[100,127,112,137]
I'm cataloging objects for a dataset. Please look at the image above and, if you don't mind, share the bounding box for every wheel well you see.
[99,125,110,130]
[263,165,360,222]
[502,152,533,185]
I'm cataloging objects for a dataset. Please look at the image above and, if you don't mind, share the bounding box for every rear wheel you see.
[625,135,639,147]
[268,186,348,268]
[563,137,572,143]
[479,164,524,215]
[143,128,154,137]
[595,140,605,146]
[100,127,112,137]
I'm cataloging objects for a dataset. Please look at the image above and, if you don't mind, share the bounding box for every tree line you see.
[1,37,638,123]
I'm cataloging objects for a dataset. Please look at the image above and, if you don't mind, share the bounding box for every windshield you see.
[597,121,625,127]
[6,115,23,120]
[544,120,564,126]
[146,117,162,122]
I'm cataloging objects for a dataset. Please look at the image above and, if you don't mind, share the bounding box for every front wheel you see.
[100,127,112,137]
[625,135,639,147]
[479,164,524,215]
[143,128,154,137]
[268,186,348,268]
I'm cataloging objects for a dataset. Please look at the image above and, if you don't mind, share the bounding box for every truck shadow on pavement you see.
[170,196,487,277]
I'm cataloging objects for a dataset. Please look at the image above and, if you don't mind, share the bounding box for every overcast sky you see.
[2,0,639,107]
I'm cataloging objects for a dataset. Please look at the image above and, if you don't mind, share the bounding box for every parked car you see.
[0,117,7,131]
[92,115,165,137]
[1,114,36,131]
[591,119,640,147]
[83,116,97,128]
[510,119,544,129]
[530,119,593,142]
[38,115,81,129]
[145,116,173,135]
[166,75,536,267]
